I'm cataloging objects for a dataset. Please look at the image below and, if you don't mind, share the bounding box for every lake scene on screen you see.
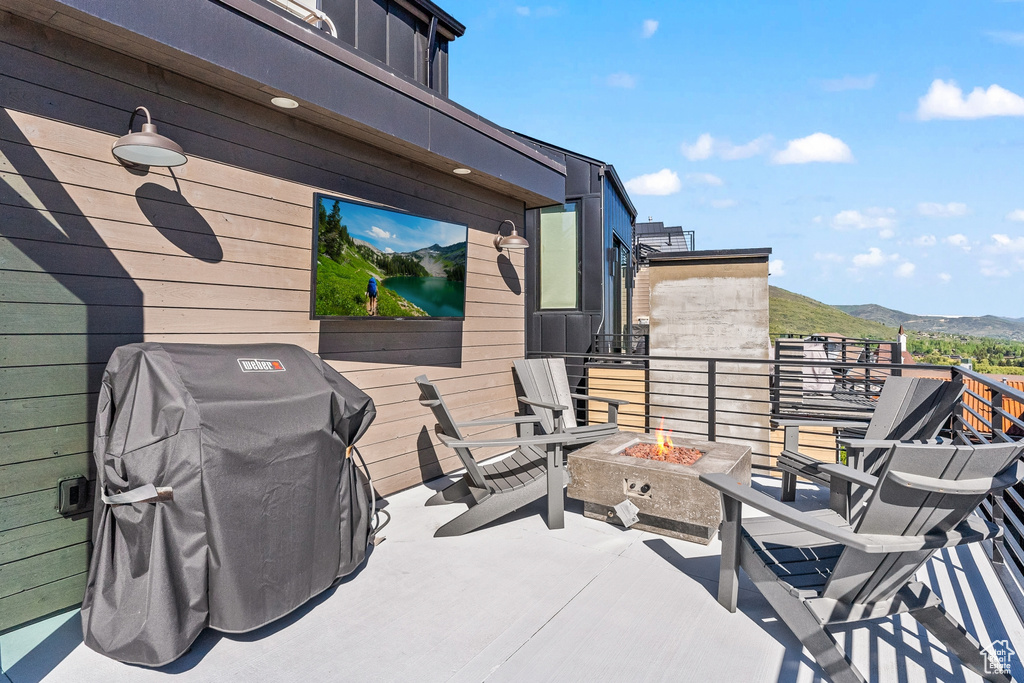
[313,196,468,319]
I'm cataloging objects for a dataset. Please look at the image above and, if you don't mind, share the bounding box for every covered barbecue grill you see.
[81,343,376,666]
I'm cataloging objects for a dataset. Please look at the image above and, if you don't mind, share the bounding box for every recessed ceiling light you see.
[453,168,472,175]
[271,97,299,109]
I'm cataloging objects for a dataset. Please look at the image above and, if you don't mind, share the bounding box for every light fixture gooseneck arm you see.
[126,106,152,134]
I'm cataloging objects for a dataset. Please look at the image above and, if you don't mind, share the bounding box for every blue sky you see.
[441,1,1024,317]
[320,197,466,254]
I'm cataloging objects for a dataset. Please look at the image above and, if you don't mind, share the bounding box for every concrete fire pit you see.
[567,432,751,544]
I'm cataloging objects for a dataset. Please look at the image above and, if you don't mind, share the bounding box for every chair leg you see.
[546,442,564,530]
[425,475,472,506]
[741,546,866,683]
[717,496,742,612]
[434,477,547,538]
[781,471,797,502]
[911,604,1011,683]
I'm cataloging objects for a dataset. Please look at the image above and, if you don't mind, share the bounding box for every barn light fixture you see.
[111,106,187,169]
[494,219,529,251]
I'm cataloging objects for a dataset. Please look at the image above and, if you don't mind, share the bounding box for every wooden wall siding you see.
[0,13,531,630]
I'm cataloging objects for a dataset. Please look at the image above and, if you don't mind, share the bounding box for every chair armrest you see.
[836,438,942,449]
[455,416,544,428]
[517,397,569,412]
[699,473,1000,553]
[819,463,879,490]
[569,392,630,407]
[438,432,579,450]
[889,460,1024,495]
[771,418,869,429]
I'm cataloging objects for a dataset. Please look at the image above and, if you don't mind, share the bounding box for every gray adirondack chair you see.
[702,440,1024,683]
[416,375,575,537]
[774,376,964,511]
[513,358,627,447]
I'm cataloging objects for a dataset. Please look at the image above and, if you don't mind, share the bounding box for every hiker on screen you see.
[366,275,379,316]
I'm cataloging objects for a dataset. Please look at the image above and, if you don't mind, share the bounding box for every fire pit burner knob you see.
[640,484,651,494]
[629,482,636,489]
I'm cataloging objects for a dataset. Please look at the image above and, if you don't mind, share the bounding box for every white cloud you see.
[680,133,772,161]
[710,199,737,209]
[606,72,636,89]
[384,247,395,254]
[938,272,952,282]
[944,233,970,250]
[642,19,659,38]
[894,262,916,278]
[369,226,393,240]
[917,79,1024,120]
[987,31,1024,46]
[769,259,786,276]
[681,133,714,161]
[913,234,937,246]
[852,247,898,268]
[624,169,681,196]
[918,201,968,217]
[772,133,854,164]
[980,260,1012,277]
[879,228,895,239]
[514,5,558,17]
[820,74,877,92]
[814,252,844,263]
[685,172,724,187]
[720,135,773,160]
[992,233,1024,252]
[1006,209,1024,222]
[831,207,896,230]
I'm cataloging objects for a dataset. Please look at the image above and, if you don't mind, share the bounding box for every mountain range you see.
[836,304,1024,342]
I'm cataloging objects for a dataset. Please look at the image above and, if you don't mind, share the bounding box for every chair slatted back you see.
[823,441,1021,605]
[415,375,489,490]
[847,377,966,520]
[513,358,579,433]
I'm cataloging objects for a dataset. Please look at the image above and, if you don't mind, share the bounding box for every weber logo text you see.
[237,358,286,372]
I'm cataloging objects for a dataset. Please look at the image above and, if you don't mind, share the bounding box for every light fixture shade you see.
[497,233,529,250]
[494,219,530,251]
[112,108,187,168]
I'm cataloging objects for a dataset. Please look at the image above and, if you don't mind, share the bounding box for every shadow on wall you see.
[135,182,223,263]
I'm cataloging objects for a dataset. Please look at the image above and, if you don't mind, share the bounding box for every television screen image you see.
[311,194,468,319]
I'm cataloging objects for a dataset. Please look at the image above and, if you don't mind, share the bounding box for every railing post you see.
[993,386,1005,441]
[707,359,717,442]
[991,492,1006,565]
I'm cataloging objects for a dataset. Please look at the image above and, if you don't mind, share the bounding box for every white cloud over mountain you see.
[642,19,659,38]
[685,172,724,186]
[852,247,898,268]
[1006,209,1024,222]
[769,259,786,276]
[917,79,1024,120]
[772,133,853,164]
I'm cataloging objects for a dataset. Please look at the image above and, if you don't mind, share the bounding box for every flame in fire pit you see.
[655,418,674,457]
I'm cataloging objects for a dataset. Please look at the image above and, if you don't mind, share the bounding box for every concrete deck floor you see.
[3,475,1023,683]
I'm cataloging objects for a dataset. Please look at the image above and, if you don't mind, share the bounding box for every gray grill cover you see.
[81,343,375,666]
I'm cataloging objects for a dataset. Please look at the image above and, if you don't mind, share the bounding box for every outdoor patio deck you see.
[3,475,1022,683]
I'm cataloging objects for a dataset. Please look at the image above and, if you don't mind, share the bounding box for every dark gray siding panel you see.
[357,0,388,62]
[581,196,603,313]
[565,155,591,197]
[387,2,418,79]
[322,0,356,45]
[436,39,449,97]
[539,315,566,354]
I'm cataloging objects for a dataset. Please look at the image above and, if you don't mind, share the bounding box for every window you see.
[539,203,579,309]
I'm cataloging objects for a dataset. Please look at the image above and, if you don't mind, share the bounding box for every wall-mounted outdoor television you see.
[311,193,468,320]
